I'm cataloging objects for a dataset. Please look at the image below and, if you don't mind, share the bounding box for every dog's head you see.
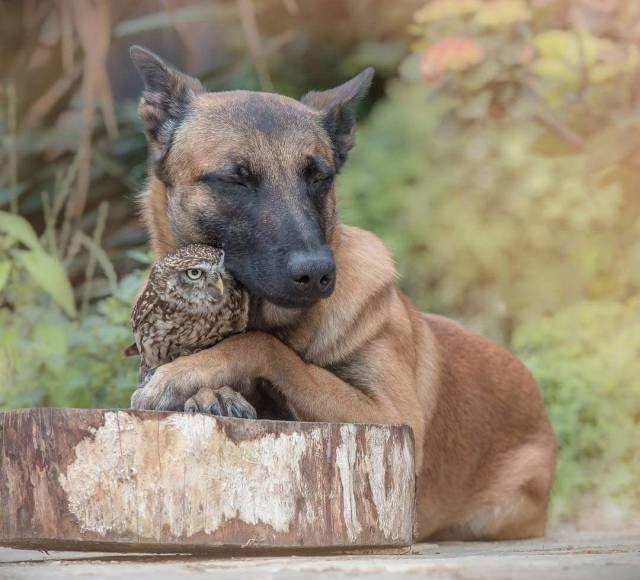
[131,46,372,309]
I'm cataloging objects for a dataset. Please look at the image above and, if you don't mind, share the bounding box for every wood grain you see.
[0,409,415,554]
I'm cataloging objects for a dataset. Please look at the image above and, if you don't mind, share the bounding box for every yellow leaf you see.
[415,0,480,23]
[533,58,578,85]
[475,0,531,27]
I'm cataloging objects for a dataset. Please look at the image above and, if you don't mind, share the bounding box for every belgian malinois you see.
[129,46,556,541]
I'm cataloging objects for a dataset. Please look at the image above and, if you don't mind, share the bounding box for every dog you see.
[128,46,556,541]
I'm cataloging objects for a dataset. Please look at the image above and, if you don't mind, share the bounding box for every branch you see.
[237,0,273,92]
[524,79,586,148]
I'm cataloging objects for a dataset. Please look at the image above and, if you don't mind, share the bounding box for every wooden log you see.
[0,409,415,554]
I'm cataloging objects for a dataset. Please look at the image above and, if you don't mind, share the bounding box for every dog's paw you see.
[130,362,199,411]
[184,386,257,420]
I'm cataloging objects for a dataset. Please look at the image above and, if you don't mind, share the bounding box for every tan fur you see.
[144,175,175,256]
[136,191,556,540]
[129,57,556,540]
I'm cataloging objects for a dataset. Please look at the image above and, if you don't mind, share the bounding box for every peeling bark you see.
[0,409,415,554]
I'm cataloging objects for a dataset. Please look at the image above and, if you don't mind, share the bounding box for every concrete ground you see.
[0,530,638,579]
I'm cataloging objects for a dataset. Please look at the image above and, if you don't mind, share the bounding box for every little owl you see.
[127,244,255,418]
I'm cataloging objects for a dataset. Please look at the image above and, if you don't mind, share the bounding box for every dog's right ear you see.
[301,68,374,170]
[130,46,203,157]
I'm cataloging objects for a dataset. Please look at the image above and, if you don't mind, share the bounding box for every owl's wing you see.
[129,284,160,347]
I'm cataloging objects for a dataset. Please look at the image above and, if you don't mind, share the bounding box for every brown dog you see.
[129,46,556,541]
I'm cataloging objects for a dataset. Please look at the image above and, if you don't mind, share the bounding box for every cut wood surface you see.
[0,409,415,554]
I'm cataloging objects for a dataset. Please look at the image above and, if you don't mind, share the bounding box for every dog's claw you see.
[184,398,198,413]
[230,401,256,419]
[184,386,256,420]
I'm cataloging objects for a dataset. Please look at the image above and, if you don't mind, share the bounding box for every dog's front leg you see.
[129,350,257,414]
[130,331,406,426]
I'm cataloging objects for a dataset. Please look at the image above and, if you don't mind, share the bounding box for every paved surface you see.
[0,530,638,579]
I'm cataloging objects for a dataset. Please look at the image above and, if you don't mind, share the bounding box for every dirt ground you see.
[0,530,638,579]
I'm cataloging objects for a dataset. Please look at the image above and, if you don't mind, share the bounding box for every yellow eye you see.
[186,268,203,281]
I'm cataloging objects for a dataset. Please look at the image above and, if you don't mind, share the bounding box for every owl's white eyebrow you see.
[184,262,213,271]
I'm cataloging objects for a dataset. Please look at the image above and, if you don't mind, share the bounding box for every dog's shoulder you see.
[291,225,399,365]
[332,224,396,291]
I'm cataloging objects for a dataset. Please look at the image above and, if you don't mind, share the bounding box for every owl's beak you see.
[215,277,225,294]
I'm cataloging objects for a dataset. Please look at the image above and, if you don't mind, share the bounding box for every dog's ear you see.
[301,68,374,168]
[130,45,203,156]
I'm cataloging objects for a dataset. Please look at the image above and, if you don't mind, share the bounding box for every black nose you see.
[286,248,336,300]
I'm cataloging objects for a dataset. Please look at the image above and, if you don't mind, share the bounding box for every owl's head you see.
[150,244,228,308]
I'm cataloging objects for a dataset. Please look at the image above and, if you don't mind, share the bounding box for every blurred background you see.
[1,0,639,531]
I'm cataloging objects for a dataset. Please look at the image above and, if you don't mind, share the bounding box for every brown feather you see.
[129,244,249,382]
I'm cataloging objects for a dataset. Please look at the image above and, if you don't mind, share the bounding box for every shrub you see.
[0,211,143,409]
[338,0,640,524]
[515,301,640,526]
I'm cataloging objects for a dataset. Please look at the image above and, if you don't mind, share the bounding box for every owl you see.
[126,244,249,382]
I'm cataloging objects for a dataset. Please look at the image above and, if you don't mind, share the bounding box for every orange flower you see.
[420,37,485,81]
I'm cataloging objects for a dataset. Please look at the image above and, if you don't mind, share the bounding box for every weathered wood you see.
[0,409,415,554]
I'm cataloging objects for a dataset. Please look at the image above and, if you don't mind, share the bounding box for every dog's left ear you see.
[301,68,374,168]
[130,45,203,157]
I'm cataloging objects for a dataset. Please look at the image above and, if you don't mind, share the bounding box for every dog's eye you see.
[307,171,334,191]
[311,173,333,185]
[223,166,252,187]
[235,165,251,182]
[200,165,254,190]
[185,268,204,281]
[304,157,334,188]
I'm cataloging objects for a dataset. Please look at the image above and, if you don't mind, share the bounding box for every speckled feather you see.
[129,245,249,381]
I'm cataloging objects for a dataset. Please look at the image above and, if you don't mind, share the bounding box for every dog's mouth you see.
[240,278,328,310]
[264,293,323,310]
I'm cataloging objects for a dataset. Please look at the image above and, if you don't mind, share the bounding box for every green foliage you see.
[14,250,77,318]
[0,208,142,410]
[342,86,632,340]
[515,301,640,526]
[2,0,639,528]
[0,211,41,249]
[0,211,77,317]
[0,267,143,410]
[339,0,640,523]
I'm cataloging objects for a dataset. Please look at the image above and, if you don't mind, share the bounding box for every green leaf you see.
[14,250,77,318]
[0,260,11,291]
[0,211,42,250]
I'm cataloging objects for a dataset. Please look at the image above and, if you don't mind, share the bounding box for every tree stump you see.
[0,409,415,554]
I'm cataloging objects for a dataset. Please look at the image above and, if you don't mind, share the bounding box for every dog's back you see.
[414,311,555,540]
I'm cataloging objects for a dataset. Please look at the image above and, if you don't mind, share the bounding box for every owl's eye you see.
[185,268,204,281]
